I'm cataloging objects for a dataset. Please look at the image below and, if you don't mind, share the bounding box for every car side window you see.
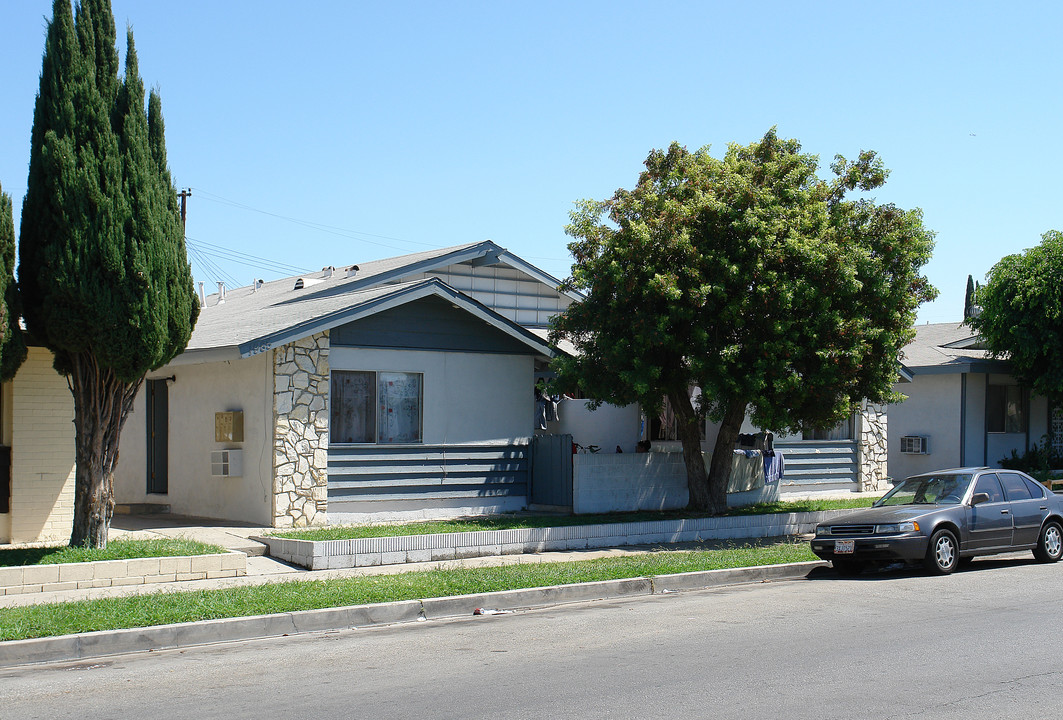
[1022,476,1047,499]
[973,474,1005,503]
[999,472,1033,501]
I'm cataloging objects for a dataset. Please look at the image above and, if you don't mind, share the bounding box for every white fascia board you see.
[167,346,243,366]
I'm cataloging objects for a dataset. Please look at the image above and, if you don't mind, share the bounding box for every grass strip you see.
[0,541,817,642]
[273,498,876,541]
[0,538,228,568]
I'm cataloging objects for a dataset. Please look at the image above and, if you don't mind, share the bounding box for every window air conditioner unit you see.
[211,449,243,477]
[900,436,929,455]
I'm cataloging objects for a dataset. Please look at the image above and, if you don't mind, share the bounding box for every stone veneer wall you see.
[857,401,888,492]
[273,332,330,527]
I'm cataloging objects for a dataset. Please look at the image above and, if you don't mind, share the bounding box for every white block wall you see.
[572,452,689,514]
[5,347,76,543]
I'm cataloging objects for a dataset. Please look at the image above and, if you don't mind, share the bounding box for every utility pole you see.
[178,188,191,230]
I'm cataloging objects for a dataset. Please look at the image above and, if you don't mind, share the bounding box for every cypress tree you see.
[0,184,26,381]
[19,0,199,548]
[964,274,976,320]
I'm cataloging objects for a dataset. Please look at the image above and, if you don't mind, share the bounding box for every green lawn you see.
[0,538,227,568]
[0,540,818,641]
[271,498,876,541]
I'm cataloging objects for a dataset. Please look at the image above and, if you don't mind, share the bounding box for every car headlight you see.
[875,522,919,534]
[815,526,831,536]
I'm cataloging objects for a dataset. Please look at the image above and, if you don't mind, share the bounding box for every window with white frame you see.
[330,370,423,444]
[986,384,1026,434]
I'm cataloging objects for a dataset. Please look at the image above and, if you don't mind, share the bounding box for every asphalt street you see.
[2,555,1061,719]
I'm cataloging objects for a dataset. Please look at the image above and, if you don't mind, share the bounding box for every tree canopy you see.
[550,129,936,513]
[0,183,26,382]
[970,230,1063,405]
[19,0,198,546]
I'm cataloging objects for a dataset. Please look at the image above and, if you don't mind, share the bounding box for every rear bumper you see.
[810,535,930,564]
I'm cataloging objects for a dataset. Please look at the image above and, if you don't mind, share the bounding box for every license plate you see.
[834,540,855,554]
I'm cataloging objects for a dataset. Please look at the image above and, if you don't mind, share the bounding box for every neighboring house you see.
[111,241,579,528]
[889,322,1059,481]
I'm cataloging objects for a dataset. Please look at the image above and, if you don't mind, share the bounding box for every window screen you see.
[331,370,422,444]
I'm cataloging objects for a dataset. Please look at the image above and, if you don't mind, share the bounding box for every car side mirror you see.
[970,492,990,506]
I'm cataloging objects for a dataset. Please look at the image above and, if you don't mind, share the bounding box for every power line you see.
[186,242,241,289]
[191,188,432,253]
[189,187,571,266]
[186,237,312,276]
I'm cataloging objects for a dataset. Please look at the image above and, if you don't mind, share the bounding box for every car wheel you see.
[1033,521,1063,563]
[833,559,864,576]
[924,529,958,575]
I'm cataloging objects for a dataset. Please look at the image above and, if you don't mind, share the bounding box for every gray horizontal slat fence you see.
[328,442,530,508]
[773,440,858,490]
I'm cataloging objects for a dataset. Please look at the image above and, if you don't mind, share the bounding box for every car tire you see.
[924,528,958,575]
[1033,521,1063,563]
[833,559,864,576]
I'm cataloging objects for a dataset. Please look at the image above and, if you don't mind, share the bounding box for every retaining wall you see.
[0,552,246,596]
[259,509,849,570]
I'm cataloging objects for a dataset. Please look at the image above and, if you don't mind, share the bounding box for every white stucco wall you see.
[115,353,274,525]
[889,373,963,480]
[555,400,641,453]
[328,347,534,443]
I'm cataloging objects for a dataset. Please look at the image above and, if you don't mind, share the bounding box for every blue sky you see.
[2,1,1060,324]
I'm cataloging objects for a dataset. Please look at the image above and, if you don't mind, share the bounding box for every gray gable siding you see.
[331,295,539,355]
[392,262,571,329]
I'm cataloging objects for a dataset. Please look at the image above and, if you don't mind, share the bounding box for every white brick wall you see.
[6,347,76,543]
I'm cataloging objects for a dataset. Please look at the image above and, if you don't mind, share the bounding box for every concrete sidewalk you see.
[0,488,873,608]
[0,498,868,667]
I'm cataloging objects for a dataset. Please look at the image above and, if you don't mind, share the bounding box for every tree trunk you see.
[705,397,748,515]
[668,388,719,514]
[68,352,142,548]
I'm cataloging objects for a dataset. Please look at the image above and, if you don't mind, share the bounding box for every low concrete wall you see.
[572,452,779,514]
[259,509,848,570]
[0,552,246,596]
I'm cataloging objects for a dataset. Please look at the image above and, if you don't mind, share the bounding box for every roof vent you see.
[293,276,323,291]
[198,282,205,307]
[253,279,265,292]
[216,281,226,304]
[322,266,335,279]
[346,264,359,278]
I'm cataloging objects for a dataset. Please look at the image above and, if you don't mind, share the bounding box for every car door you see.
[966,473,1013,551]
[998,472,1046,547]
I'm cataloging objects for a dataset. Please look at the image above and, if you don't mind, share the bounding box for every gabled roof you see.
[899,322,1009,375]
[177,242,566,363]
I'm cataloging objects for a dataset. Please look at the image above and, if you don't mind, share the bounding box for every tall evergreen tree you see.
[19,0,198,547]
[964,274,975,320]
[0,183,26,381]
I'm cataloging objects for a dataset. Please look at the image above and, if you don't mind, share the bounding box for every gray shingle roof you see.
[900,322,1007,373]
[182,241,563,360]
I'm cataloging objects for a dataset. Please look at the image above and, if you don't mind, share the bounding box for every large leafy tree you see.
[551,130,936,514]
[19,0,199,547]
[0,184,27,381]
[970,230,1063,419]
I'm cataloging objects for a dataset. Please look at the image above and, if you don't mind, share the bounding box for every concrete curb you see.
[0,560,826,668]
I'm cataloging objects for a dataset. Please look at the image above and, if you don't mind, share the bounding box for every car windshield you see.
[875,474,973,507]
